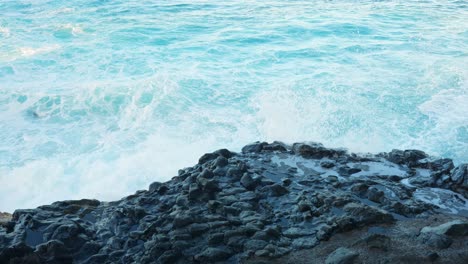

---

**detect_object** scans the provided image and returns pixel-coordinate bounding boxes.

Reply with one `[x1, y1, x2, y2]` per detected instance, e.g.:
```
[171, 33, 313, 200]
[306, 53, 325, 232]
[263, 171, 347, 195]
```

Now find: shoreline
[1, 141, 467, 263]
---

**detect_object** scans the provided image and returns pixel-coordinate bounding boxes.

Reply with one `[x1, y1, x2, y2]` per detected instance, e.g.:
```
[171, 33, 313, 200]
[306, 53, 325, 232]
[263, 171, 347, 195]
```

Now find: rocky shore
[1, 142, 467, 264]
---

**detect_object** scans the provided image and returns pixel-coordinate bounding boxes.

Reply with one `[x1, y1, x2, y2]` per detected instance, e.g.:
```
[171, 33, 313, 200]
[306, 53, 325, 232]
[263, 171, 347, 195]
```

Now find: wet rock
[1, 141, 467, 264]
[241, 173, 258, 190]
[421, 220, 468, 236]
[148, 182, 162, 193]
[173, 215, 193, 228]
[242, 142, 268, 153]
[194, 247, 233, 262]
[292, 143, 344, 159]
[291, 237, 318, 249]
[189, 223, 209, 236]
[262, 141, 288, 152]
[367, 187, 384, 203]
[188, 183, 202, 200]
[325, 247, 359, 264]
[175, 195, 188, 207]
[321, 161, 336, 168]
[338, 167, 361, 176]
[385, 149, 427, 166]
[199, 153, 219, 165]
[427, 252, 439, 261]
[214, 156, 229, 168]
[422, 159, 455, 173]
[297, 201, 312, 212]
[282, 178, 292, 186]
[255, 249, 270, 257]
[208, 233, 224, 245]
[351, 183, 369, 194]
[418, 232, 453, 249]
[244, 239, 268, 251]
[197, 177, 219, 193]
[343, 203, 394, 225]
[214, 149, 234, 159]
[157, 250, 181, 264]
[199, 169, 214, 179]
[283, 228, 315, 238]
[451, 164, 468, 189]
[269, 184, 288, 197]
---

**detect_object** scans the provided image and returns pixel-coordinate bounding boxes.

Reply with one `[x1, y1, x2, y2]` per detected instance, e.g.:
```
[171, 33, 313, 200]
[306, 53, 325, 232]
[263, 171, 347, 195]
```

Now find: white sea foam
[61, 24, 84, 35]
[18, 45, 60, 57]
[0, 0, 467, 212]
[0, 27, 10, 37]
[0, 132, 241, 212]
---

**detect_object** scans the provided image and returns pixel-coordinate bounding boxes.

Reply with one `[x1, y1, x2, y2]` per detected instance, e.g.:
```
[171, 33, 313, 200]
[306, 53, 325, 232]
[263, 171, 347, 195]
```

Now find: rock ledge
[1, 141, 467, 263]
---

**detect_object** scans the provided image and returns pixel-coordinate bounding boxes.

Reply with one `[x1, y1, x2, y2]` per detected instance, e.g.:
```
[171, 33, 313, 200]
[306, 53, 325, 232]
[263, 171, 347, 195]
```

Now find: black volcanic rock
[1, 142, 467, 264]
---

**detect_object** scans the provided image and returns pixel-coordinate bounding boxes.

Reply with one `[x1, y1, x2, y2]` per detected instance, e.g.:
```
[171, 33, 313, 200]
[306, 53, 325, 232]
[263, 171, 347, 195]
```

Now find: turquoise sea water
[0, 0, 467, 211]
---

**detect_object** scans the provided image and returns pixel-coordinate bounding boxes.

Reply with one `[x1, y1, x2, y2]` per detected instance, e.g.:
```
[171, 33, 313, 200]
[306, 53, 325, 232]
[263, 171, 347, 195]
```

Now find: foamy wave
[61, 24, 84, 35]
[0, 27, 10, 37]
[419, 89, 468, 125]
[0, 131, 240, 212]
[18, 45, 60, 57]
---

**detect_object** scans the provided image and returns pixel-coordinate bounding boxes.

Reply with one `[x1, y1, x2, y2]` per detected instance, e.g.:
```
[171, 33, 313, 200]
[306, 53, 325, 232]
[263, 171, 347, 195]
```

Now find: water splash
[0, 0, 467, 212]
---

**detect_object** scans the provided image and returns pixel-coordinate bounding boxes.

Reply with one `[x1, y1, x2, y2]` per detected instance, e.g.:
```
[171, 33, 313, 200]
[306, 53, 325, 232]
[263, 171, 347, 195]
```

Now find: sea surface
[0, 0, 467, 212]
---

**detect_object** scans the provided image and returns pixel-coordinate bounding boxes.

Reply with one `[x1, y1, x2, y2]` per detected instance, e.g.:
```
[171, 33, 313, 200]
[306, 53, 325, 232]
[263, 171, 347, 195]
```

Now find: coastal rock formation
[1, 142, 467, 263]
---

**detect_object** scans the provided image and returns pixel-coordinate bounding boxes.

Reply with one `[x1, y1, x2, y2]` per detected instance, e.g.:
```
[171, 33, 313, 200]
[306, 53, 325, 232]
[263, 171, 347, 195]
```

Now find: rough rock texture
[1, 141, 467, 264]
[0, 213, 12, 226]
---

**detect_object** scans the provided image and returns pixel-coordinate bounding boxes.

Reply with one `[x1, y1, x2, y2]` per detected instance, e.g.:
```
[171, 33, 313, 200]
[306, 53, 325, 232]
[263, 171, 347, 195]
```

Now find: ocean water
[0, 0, 467, 212]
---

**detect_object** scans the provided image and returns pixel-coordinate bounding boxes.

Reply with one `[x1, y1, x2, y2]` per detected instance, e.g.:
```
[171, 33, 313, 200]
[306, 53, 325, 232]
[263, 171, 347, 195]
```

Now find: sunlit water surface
[0, 0, 467, 212]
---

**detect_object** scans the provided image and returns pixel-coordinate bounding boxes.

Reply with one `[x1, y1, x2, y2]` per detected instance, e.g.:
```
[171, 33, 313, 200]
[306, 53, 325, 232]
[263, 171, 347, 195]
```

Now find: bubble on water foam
[413, 88, 468, 162]
[18, 45, 60, 57]
[418, 89, 468, 125]
[250, 86, 396, 155]
[0, 126, 249, 213]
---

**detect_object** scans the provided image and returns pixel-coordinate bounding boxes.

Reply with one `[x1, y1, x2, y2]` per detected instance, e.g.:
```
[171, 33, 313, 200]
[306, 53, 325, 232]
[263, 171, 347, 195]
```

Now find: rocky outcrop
[0, 141, 467, 264]
[0, 212, 12, 226]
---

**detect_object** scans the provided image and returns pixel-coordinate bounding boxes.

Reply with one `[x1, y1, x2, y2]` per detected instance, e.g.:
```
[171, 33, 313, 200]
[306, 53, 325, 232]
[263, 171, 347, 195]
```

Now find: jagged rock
[242, 142, 268, 153]
[208, 233, 224, 245]
[451, 164, 468, 189]
[199, 169, 214, 179]
[262, 141, 288, 152]
[241, 173, 257, 190]
[244, 239, 268, 251]
[157, 250, 181, 264]
[342, 203, 394, 225]
[292, 143, 344, 159]
[194, 247, 233, 262]
[418, 232, 453, 249]
[214, 156, 229, 168]
[325, 247, 359, 264]
[1, 142, 467, 264]
[367, 187, 384, 203]
[283, 227, 315, 238]
[199, 152, 219, 165]
[291, 237, 318, 249]
[385, 149, 427, 166]
[173, 215, 193, 228]
[269, 184, 288, 197]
